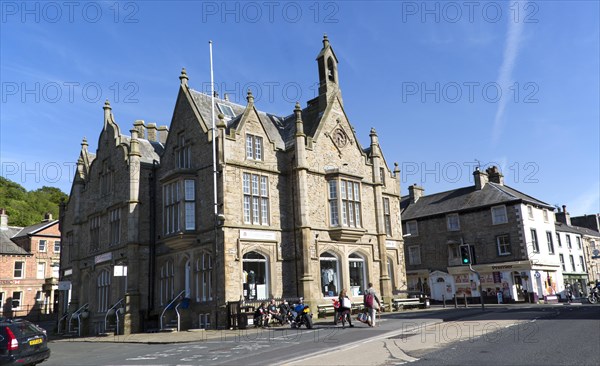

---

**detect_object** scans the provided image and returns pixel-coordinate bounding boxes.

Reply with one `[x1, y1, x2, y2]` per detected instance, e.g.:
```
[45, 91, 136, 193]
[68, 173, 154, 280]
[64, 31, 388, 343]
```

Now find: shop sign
[240, 229, 277, 241]
[385, 240, 397, 248]
[94, 252, 112, 264]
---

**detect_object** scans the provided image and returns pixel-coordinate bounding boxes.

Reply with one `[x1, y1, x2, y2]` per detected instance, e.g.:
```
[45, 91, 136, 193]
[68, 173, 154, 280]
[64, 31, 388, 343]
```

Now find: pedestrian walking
[364, 283, 381, 327]
[338, 288, 354, 328]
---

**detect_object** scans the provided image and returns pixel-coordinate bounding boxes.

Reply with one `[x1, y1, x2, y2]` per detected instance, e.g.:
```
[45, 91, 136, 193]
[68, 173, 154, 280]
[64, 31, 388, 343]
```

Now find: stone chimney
[486, 166, 504, 185]
[555, 205, 572, 226]
[408, 184, 424, 203]
[0, 208, 8, 230]
[146, 123, 157, 142]
[133, 120, 146, 139]
[157, 125, 169, 144]
[42, 212, 53, 222]
[473, 168, 488, 190]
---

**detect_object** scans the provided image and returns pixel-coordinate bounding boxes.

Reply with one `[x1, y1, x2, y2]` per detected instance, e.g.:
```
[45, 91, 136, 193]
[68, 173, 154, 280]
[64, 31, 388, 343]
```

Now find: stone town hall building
[59, 36, 407, 333]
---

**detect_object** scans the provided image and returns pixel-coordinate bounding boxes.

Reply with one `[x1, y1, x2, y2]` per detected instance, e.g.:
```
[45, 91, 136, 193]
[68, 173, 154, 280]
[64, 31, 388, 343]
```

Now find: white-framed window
[566, 235, 572, 249]
[405, 221, 418, 236]
[527, 205, 534, 219]
[319, 252, 340, 297]
[496, 235, 511, 255]
[176, 133, 191, 169]
[446, 214, 460, 231]
[54, 240, 61, 253]
[160, 260, 175, 306]
[576, 236, 582, 249]
[569, 255, 575, 272]
[383, 197, 392, 236]
[546, 231, 555, 254]
[109, 208, 120, 246]
[38, 240, 47, 252]
[37, 262, 46, 279]
[579, 256, 586, 272]
[97, 269, 111, 312]
[328, 178, 362, 228]
[243, 173, 269, 225]
[14, 261, 24, 278]
[348, 253, 366, 296]
[243, 251, 269, 301]
[89, 215, 101, 252]
[491, 205, 508, 225]
[530, 229, 539, 253]
[543, 209, 549, 222]
[184, 180, 196, 230]
[408, 245, 421, 265]
[196, 253, 213, 302]
[559, 254, 566, 271]
[52, 262, 59, 278]
[163, 180, 196, 234]
[217, 103, 235, 120]
[12, 291, 22, 309]
[556, 233, 562, 247]
[245, 134, 263, 160]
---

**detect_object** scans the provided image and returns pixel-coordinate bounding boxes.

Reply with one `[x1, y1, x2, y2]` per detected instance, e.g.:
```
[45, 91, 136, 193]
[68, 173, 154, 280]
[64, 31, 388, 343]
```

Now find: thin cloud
[491, 4, 525, 145]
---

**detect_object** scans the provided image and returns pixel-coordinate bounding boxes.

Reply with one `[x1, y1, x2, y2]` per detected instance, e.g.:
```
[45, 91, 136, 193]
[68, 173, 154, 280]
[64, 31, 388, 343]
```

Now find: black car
[0, 318, 50, 366]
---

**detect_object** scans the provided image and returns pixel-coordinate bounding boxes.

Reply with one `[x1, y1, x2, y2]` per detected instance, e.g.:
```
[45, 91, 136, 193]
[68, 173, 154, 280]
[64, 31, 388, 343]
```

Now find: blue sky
[1, 1, 599, 216]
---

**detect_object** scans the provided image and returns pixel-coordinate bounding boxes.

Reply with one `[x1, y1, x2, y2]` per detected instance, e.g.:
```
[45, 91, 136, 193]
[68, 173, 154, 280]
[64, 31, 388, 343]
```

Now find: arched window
[196, 253, 213, 302]
[243, 251, 268, 300]
[96, 269, 111, 312]
[159, 260, 174, 305]
[320, 252, 340, 297]
[349, 253, 366, 296]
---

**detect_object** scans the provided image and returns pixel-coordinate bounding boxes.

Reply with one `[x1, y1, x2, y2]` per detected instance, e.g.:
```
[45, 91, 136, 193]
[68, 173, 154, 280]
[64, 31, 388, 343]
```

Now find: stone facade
[401, 167, 563, 303]
[60, 36, 407, 333]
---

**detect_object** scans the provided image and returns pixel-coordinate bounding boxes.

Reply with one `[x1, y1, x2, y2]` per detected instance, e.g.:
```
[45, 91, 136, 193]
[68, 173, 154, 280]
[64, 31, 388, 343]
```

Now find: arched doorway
[243, 251, 268, 300]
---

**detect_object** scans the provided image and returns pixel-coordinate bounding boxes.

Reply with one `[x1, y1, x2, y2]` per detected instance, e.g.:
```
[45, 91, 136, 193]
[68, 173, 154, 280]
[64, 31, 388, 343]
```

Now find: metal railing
[69, 303, 89, 337]
[57, 311, 70, 334]
[160, 290, 186, 331]
[104, 298, 125, 335]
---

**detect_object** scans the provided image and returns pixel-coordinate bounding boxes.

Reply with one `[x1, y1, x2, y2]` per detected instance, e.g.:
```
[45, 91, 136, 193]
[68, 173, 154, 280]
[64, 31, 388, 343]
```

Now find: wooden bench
[392, 297, 422, 311]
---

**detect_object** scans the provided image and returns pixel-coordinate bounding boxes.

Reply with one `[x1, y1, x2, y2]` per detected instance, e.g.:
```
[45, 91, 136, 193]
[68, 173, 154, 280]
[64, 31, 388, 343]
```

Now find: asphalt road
[410, 304, 600, 366]
[45, 304, 600, 366]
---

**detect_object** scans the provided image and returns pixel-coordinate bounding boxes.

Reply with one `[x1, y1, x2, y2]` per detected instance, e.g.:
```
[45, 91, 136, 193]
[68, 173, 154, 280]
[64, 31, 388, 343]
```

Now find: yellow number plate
[29, 338, 43, 346]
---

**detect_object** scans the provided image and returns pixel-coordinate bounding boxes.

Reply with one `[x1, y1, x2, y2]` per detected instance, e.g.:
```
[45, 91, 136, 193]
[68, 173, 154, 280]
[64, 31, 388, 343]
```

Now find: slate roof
[0, 227, 30, 255]
[187, 89, 327, 151]
[556, 222, 600, 237]
[120, 136, 163, 164]
[401, 182, 553, 220]
[12, 220, 59, 239]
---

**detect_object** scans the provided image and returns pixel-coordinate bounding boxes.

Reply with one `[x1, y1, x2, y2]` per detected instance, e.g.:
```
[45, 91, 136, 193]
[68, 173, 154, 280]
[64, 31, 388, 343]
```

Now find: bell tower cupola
[316, 34, 340, 98]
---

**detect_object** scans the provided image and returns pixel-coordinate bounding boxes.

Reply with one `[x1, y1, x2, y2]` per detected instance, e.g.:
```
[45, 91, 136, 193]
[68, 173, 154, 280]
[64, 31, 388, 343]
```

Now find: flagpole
[209, 40, 219, 329]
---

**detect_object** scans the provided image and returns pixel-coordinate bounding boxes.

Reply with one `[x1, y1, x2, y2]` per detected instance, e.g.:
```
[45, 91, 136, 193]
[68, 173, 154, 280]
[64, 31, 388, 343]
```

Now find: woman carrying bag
[338, 288, 354, 328]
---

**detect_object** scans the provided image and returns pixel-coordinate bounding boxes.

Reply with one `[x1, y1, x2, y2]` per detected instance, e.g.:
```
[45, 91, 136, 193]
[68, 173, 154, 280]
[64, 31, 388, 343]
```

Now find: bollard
[454, 295, 458, 308]
[464, 294, 468, 308]
[442, 295, 446, 308]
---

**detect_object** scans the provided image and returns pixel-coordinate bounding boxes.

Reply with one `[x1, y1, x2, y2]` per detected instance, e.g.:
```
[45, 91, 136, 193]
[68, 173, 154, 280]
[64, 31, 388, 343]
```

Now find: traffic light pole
[468, 264, 485, 310]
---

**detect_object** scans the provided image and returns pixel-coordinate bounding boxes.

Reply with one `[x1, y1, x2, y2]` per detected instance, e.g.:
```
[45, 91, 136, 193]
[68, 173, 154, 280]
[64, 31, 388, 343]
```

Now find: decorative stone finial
[323, 34, 330, 47]
[370, 127, 377, 136]
[179, 68, 188, 85]
[246, 89, 254, 104]
[294, 102, 304, 137]
[103, 99, 111, 110]
[81, 137, 88, 148]
[217, 113, 226, 128]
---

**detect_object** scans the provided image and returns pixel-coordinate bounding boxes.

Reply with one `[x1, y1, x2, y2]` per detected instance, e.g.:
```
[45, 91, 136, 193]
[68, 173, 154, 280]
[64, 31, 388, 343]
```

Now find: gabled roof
[12, 220, 59, 239]
[0, 226, 29, 255]
[187, 89, 331, 151]
[120, 136, 163, 164]
[401, 182, 553, 220]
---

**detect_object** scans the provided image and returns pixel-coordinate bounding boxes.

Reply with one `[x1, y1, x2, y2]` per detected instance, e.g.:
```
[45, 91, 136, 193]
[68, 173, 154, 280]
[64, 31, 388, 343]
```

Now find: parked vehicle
[588, 286, 599, 304]
[290, 301, 313, 329]
[0, 317, 50, 366]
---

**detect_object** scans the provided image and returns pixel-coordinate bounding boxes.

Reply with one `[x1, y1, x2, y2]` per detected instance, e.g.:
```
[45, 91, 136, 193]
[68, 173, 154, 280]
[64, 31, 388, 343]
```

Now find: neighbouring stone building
[59, 36, 407, 334]
[570, 213, 600, 284]
[555, 207, 600, 295]
[0, 209, 61, 317]
[401, 167, 564, 304]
